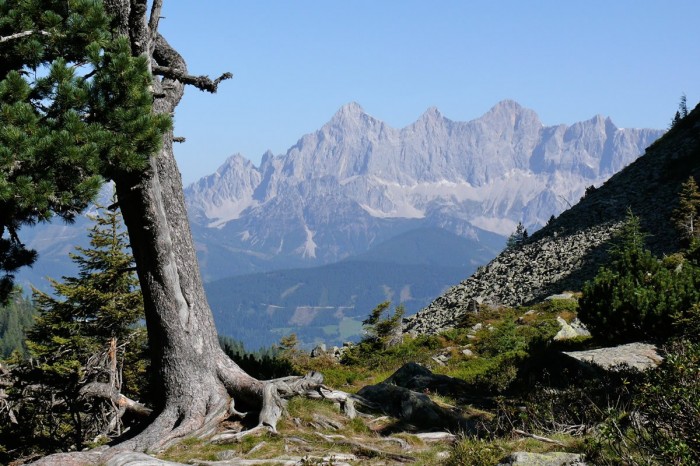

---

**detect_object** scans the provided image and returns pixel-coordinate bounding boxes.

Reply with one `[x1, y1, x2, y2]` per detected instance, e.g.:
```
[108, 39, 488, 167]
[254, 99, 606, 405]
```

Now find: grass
[160, 437, 238, 463]
[159, 298, 602, 465]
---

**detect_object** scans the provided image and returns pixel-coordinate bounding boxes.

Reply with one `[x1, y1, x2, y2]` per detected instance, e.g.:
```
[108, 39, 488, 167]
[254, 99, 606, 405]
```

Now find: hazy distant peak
[219, 153, 251, 171]
[418, 106, 444, 122]
[331, 102, 366, 122]
[260, 149, 275, 165]
[489, 99, 524, 113]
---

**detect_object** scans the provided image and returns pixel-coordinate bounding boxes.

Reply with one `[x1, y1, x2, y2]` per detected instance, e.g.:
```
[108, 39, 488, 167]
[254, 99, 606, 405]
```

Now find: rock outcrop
[356, 363, 471, 430]
[563, 342, 663, 371]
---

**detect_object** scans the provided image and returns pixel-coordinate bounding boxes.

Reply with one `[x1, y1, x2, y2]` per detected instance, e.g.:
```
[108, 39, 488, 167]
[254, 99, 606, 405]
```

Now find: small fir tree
[362, 301, 405, 348]
[670, 93, 689, 128]
[19, 201, 146, 453]
[672, 176, 700, 246]
[506, 222, 528, 249]
[680, 93, 689, 118]
[0, 288, 35, 358]
[579, 210, 700, 343]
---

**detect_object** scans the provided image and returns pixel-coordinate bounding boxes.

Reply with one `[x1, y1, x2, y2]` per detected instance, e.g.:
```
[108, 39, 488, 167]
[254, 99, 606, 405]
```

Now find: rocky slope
[405, 104, 700, 334]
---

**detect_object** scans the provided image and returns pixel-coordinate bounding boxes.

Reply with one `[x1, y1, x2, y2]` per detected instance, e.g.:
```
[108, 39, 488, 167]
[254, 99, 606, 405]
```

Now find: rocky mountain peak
[419, 106, 443, 121]
[483, 99, 541, 126]
[329, 101, 367, 125]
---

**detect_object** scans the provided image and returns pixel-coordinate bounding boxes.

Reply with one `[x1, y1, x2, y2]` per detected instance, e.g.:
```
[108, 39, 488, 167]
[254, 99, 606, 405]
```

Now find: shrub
[633, 339, 700, 464]
[579, 211, 700, 343]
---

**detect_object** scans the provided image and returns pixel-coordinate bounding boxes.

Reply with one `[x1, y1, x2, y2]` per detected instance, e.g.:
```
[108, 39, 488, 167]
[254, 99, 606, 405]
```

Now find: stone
[431, 356, 446, 367]
[403, 224, 622, 336]
[310, 344, 327, 357]
[497, 451, 587, 465]
[382, 362, 472, 397]
[553, 316, 590, 341]
[545, 293, 575, 301]
[357, 383, 462, 429]
[563, 342, 663, 371]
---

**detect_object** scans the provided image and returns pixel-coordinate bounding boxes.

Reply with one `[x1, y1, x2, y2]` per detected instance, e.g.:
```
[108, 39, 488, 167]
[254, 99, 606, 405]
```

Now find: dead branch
[0, 30, 49, 43]
[414, 432, 457, 442]
[151, 65, 232, 93]
[79, 382, 152, 417]
[148, 0, 164, 38]
[211, 424, 274, 444]
[314, 432, 416, 463]
[512, 429, 566, 447]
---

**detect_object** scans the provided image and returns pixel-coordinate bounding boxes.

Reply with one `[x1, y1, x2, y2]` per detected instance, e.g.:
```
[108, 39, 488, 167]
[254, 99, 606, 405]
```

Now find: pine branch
[0, 30, 49, 43]
[152, 65, 232, 93]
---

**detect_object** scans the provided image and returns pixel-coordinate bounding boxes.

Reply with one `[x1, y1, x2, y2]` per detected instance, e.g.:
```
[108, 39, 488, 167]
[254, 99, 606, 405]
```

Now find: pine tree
[0, 288, 36, 358]
[579, 210, 700, 343]
[362, 301, 405, 348]
[20, 201, 146, 453]
[0, 1, 170, 302]
[670, 93, 689, 128]
[680, 93, 689, 118]
[672, 176, 700, 245]
[507, 222, 528, 249]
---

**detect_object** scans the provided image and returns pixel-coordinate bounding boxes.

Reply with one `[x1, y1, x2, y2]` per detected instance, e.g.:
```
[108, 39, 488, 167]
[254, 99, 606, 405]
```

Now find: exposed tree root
[314, 432, 416, 463]
[30, 350, 379, 464]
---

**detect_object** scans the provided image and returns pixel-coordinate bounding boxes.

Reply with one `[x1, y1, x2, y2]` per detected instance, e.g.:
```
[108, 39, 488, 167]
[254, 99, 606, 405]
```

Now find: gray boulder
[563, 342, 662, 371]
[310, 343, 327, 357]
[383, 362, 471, 397]
[357, 363, 472, 429]
[553, 317, 591, 341]
[497, 451, 586, 466]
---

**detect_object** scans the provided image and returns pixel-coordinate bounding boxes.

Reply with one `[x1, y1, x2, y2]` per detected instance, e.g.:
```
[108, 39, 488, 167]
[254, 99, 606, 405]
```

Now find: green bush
[584, 339, 700, 465]
[634, 339, 700, 464]
[341, 333, 440, 373]
[443, 317, 559, 394]
[579, 212, 700, 343]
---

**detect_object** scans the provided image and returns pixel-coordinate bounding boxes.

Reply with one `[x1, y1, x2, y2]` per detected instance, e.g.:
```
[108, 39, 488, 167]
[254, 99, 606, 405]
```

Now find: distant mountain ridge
[186, 100, 662, 278]
[205, 227, 504, 348]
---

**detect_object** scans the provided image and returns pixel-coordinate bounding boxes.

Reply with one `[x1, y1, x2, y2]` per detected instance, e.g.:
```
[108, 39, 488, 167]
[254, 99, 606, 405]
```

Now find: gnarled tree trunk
[67, 0, 321, 456]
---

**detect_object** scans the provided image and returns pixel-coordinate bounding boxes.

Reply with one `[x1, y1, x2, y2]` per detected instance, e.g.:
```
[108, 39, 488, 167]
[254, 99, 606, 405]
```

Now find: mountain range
[186, 100, 662, 281]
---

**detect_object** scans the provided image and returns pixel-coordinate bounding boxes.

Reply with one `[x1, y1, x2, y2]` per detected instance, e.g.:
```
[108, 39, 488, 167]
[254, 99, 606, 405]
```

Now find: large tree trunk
[93, 0, 318, 454]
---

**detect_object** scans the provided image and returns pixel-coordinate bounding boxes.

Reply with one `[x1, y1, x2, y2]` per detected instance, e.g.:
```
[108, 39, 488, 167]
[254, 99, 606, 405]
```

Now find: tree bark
[94, 0, 252, 453]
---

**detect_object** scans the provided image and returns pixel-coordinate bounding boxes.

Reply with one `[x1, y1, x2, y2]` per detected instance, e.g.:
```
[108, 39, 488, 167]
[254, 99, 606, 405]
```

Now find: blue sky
[157, 1, 700, 185]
